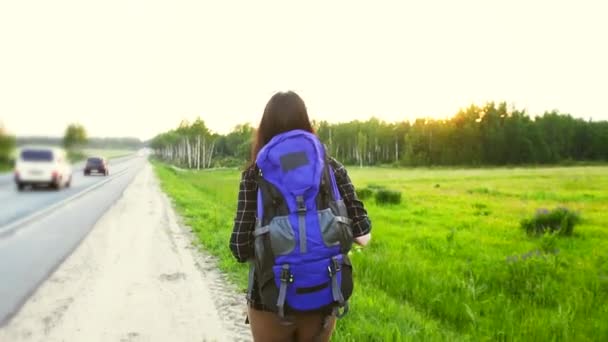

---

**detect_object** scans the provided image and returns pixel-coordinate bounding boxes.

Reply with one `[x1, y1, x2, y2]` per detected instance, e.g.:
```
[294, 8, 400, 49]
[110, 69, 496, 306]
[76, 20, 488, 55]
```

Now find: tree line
[0, 121, 143, 169]
[148, 118, 252, 169]
[150, 102, 608, 168]
[16, 136, 142, 150]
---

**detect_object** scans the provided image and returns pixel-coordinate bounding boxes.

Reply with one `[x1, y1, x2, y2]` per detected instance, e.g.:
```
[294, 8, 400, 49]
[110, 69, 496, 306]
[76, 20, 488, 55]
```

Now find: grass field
[153, 162, 608, 341]
[81, 148, 135, 160]
[68, 148, 136, 163]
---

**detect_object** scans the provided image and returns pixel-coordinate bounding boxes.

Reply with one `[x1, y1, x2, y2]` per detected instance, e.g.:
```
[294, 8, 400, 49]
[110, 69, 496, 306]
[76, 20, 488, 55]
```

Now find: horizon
[8, 103, 606, 142]
[1, 0, 607, 140]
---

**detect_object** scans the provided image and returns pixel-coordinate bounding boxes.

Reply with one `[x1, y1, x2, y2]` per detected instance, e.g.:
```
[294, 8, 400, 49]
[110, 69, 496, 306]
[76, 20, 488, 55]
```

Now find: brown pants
[247, 307, 336, 342]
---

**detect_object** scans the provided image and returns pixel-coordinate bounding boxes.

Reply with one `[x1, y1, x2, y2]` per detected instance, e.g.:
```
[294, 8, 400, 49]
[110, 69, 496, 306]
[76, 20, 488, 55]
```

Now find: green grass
[70, 148, 135, 162]
[1, 149, 17, 171]
[153, 163, 608, 341]
[0, 164, 11, 172]
[82, 148, 135, 160]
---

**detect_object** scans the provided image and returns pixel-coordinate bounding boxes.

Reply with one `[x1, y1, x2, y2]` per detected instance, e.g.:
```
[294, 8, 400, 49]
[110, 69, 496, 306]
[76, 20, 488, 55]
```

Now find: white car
[14, 146, 73, 191]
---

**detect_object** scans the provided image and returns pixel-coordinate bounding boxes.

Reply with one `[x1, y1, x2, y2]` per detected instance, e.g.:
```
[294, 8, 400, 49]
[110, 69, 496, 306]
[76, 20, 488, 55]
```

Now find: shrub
[472, 202, 491, 216]
[521, 207, 581, 237]
[356, 187, 374, 200]
[539, 233, 559, 253]
[467, 187, 502, 196]
[367, 183, 386, 190]
[468, 187, 490, 194]
[375, 189, 402, 205]
[212, 156, 245, 168]
[67, 150, 86, 163]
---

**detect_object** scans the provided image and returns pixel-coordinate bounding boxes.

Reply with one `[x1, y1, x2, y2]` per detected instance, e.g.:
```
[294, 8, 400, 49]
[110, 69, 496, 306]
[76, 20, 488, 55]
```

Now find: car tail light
[14, 170, 19, 178]
[52, 170, 59, 179]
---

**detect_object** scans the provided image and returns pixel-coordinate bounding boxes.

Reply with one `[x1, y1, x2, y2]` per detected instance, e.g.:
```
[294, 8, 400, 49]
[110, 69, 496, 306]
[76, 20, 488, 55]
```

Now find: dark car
[84, 157, 109, 176]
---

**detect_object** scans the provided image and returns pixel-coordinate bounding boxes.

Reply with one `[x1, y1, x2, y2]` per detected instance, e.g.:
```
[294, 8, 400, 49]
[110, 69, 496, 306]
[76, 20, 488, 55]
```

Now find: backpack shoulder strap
[322, 147, 342, 201]
[255, 168, 288, 226]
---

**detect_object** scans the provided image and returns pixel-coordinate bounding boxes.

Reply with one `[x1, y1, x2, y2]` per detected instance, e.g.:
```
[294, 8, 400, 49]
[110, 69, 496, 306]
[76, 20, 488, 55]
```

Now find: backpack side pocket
[253, 223, 280, 309]
[319, 208, 354, 253]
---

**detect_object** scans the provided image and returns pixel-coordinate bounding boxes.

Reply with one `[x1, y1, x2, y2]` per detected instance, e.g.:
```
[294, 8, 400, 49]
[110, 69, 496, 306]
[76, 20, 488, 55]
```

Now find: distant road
[0, 155, 136, 228]
[0, 153, 136, 186]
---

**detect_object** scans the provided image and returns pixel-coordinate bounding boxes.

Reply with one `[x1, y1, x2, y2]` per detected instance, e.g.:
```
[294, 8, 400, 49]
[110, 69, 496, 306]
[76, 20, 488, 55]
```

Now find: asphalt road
[0, 174, 10, 186]
[0, 155, 147, 325]
[0, 154, 135, 187]
[0, 155, 136, 228]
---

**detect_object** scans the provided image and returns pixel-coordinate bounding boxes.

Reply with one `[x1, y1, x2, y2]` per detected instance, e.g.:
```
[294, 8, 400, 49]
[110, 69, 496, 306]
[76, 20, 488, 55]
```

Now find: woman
[230, 91, 371, 341]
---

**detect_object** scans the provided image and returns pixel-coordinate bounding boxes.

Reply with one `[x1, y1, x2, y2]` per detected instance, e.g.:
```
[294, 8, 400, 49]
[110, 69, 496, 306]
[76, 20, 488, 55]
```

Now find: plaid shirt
[229, 158, 372, 310]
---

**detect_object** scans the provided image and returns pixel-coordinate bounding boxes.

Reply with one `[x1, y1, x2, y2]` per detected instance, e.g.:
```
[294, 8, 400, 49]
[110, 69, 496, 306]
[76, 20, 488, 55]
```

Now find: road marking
[0, 154, 136, 187]
[0, 167, 133, 239]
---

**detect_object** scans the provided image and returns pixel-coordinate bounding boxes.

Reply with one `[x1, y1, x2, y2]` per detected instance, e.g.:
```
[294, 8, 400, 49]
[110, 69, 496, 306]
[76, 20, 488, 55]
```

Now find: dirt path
[0, 163, 251, 342]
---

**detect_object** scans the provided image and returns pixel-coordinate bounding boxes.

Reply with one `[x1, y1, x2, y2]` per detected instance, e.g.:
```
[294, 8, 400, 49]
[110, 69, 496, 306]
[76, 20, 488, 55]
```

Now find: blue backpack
[249, 129, 354, 318]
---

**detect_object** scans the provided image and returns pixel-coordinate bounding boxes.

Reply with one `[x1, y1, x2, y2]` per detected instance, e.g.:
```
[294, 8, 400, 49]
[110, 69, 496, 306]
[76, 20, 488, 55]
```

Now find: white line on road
[0, 154, 136, 187]
[0, 167, 132, 239]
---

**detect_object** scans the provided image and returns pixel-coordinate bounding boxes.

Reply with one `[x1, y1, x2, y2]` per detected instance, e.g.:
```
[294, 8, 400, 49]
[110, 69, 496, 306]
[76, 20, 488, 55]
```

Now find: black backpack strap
[322, 161, 336, 202]
[317, 146, 336, 210]
[335, 301, 349, 318]
[276, 264, 292, 318]
[328, 256, 345, 306]
[246, 261, 256, 302]
[256, 173, 288, 226]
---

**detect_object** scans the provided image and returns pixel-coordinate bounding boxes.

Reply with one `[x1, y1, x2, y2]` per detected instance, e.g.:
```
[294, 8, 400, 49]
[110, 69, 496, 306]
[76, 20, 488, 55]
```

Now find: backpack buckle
[296, 195, 306, 214]
[280, 264, 293, 283]
[328, 258, 341, 276]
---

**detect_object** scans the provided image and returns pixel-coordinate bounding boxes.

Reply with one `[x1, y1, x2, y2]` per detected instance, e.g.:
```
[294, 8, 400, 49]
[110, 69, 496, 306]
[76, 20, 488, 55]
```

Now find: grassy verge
[1, 149, 17, 171]
[153, 162, 608, 341]
[69, 148, 136, 162]
[152, 161, 250, 286]
[82, 148, 135, 160]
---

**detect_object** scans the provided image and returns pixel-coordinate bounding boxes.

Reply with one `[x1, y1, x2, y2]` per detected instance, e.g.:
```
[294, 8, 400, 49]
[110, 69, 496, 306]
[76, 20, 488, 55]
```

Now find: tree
[63, 124, 88, 149]
[0, 123, 16, 165]
[356, 130, 367, 167]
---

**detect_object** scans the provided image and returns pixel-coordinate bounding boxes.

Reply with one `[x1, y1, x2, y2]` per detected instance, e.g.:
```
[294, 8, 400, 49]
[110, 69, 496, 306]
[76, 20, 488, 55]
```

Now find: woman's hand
[354, 233, 371, 247]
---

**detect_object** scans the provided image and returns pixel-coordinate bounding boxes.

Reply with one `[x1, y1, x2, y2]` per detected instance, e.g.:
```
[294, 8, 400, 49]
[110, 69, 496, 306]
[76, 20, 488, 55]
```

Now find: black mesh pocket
[341, 255, 354, 302]
[258, 275, 279, 310]
[268, 216, 295, 256]
[253, 230, 279, 309]
[336, 217, 353, 253]
[319, 209, 354, 254]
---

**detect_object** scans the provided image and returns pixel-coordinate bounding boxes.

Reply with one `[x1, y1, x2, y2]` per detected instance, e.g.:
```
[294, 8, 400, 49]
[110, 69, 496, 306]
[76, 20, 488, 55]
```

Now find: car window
[21, 150, 53, 162]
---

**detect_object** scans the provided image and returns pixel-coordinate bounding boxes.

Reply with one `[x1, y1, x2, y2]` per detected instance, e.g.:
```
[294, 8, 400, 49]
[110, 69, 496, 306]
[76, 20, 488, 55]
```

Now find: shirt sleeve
[229, 167, 258, 263]
[329, 158, 372, 238]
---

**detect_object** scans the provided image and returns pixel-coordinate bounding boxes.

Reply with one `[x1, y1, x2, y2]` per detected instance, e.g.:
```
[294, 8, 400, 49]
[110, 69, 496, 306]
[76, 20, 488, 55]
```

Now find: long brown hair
[251, 91, 315, 164]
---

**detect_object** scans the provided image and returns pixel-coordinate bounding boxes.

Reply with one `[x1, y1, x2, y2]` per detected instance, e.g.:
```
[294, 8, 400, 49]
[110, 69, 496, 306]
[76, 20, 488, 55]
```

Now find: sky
[1, 0, 606, 141]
